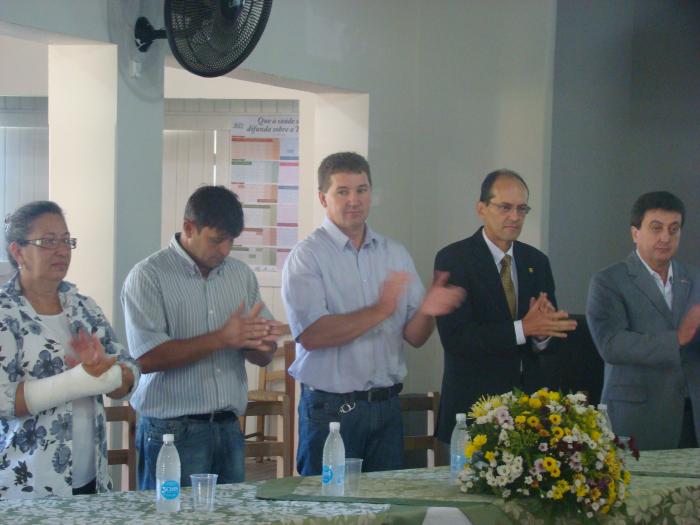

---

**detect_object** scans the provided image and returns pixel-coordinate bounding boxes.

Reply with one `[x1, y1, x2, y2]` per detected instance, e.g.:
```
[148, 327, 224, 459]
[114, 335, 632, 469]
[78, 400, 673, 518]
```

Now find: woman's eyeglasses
[18, 238, 77, 250]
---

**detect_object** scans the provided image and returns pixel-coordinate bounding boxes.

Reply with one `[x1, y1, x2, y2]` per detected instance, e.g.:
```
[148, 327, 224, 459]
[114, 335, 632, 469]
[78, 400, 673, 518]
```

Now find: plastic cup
[190, 473, 218, 512]
[344, 458, 363, 496]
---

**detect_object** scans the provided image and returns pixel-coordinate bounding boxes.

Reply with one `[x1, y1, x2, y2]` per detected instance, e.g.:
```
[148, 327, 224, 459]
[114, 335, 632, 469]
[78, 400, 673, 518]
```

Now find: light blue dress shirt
[282, 217, 425, 393]
[121, 234, 271, 419]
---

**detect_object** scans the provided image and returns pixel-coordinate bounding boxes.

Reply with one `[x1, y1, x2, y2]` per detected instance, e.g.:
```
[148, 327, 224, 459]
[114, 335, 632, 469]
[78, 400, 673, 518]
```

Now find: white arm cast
[23, 365, 122, 415]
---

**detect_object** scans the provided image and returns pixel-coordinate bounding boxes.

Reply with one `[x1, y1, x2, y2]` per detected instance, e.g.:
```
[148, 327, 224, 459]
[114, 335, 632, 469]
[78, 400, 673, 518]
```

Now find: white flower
[538, 442, 548, 452]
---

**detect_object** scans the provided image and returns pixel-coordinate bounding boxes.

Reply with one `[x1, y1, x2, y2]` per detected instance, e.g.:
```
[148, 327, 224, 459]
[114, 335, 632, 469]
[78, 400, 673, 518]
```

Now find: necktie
[500, 254, 516, 319]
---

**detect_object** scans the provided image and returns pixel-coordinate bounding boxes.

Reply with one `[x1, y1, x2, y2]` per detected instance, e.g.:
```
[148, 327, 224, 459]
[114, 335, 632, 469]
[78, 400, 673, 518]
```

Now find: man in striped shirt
[122, 186, 286, 490]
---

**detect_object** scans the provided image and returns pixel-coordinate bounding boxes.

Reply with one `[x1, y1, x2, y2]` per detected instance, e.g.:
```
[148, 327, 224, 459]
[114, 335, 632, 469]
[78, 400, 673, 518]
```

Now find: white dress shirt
[636, 249, 674, 309]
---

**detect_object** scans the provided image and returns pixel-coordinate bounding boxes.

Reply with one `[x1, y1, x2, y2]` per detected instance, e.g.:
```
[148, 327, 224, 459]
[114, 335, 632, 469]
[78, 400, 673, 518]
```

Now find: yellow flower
[519, 395, 530, 405]
[590, 487, 601, 501]
[465, 444, 477, 459]
[515, 415, 526, 426]
[529, 397, 542, 409]
[576, 484, 588, 497]
[551, 426, 564, 439]
[548, 413, 562, 425]
[536, 388, 550, 398]
[591, 430, 601, 442]
[469, 395, 501, 418]
[542, 456, 557, 471]
[550, 466, 561, 478]
[527, 415, 540, 428]
[485, 451, 496, 462]
[548, 391, 561, 402]
[624, 470, 631, 484]
[556, 480, 570, 492]
[473, 434, 487, 448]
[551, 487, 564, 500]
[601, 505, 611, 514]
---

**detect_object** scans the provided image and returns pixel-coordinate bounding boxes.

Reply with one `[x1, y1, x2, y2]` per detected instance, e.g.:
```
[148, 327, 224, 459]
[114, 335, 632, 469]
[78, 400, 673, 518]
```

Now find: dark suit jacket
[434, 228, 556, 442]
[586, 252, 700, 450]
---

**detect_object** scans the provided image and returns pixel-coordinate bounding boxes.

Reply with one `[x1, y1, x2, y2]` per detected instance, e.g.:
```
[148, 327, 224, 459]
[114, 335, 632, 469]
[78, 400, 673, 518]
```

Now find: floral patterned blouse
[0, 273, 139, 500]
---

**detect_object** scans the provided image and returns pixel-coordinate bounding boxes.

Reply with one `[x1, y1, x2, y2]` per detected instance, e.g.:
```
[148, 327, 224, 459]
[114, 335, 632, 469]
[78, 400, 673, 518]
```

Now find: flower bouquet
[460, 389, 634, 519]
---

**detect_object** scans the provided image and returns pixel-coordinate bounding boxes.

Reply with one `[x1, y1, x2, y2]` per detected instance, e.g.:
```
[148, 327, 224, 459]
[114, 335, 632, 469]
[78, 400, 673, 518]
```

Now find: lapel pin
[528, 267, 534, 273]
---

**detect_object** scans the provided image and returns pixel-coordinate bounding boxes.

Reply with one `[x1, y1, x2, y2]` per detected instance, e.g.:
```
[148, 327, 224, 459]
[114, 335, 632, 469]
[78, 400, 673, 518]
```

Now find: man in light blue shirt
[122, 186, 286, 489]
[282, 152, 464, 474]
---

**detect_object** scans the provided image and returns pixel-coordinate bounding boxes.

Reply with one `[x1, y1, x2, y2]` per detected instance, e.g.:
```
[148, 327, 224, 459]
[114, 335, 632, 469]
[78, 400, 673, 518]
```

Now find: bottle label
[160, 480, 180, 500]
[322, 465, 333, 485]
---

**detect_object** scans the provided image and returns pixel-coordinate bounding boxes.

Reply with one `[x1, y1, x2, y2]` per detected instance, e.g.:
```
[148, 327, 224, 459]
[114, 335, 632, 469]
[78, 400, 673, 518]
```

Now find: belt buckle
[339, 401, 356, 414]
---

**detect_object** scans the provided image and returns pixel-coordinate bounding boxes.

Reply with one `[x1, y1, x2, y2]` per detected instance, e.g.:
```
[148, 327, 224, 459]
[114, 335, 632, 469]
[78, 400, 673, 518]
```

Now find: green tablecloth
[0, 482, 428, 525]
[257, 449, 700, 524]
[1, 449, 698, 524]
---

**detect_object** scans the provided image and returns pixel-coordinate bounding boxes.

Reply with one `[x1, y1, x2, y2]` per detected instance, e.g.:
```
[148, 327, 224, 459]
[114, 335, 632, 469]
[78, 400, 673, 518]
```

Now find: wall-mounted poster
[229, 115, 299, 272]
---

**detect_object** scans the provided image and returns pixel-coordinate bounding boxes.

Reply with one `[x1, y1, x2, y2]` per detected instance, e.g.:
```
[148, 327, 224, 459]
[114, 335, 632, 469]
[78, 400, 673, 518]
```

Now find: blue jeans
[137, 415, 245, 490]
[296, 385, 404, 475]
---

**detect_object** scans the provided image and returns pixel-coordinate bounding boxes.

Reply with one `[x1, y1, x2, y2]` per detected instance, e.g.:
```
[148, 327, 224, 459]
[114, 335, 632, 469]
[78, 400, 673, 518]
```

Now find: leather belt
[307, 383, 403, 403]
[172, 411, 238, 423]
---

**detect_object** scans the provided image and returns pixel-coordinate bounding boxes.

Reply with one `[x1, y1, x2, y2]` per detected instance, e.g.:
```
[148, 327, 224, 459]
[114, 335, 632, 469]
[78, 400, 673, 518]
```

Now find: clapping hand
[67, 329, 117, 377]
[219, 302, 281, 351]
[523, 294, 577, 338]
[419, 271, 466, 316]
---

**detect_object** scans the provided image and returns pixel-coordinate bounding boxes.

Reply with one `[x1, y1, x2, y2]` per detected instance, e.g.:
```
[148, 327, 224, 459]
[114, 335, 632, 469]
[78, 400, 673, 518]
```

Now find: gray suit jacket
[586, 251, 700, 450]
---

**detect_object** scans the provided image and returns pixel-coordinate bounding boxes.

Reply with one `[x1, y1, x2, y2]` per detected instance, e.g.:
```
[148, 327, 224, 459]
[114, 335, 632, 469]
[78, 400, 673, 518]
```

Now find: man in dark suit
[434, 169, 577, 443]
[586, 191, 700, 450]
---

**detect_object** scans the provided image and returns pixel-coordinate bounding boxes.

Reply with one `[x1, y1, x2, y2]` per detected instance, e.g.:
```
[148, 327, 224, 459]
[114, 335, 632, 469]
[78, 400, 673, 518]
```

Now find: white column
[48, 44, 117, 318]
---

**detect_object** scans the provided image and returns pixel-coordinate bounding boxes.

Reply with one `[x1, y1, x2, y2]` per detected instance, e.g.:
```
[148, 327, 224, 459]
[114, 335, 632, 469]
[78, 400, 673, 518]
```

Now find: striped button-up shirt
[121, 234, 270, 419]
[282, 218, 425, 393]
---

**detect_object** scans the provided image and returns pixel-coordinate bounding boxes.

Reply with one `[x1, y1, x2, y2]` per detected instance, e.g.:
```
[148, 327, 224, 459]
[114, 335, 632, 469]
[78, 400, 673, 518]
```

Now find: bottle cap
[456, 413, 467, 422]
[163, 433, 174, 443]
[329, 422, 340, 431]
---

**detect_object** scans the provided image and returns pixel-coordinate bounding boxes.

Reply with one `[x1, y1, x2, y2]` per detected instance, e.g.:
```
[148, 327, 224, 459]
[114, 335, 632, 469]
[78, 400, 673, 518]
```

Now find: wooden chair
[243, 340, 296, 478]
[105, 403, 137, 491]
[400, 391, 447, 467]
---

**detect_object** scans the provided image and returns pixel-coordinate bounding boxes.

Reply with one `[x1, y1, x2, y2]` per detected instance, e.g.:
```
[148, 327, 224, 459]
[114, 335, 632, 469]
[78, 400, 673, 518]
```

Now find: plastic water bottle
[321, 421, 345, 496]
[156, 434, 181, 512]
[450, 413, 469, 484]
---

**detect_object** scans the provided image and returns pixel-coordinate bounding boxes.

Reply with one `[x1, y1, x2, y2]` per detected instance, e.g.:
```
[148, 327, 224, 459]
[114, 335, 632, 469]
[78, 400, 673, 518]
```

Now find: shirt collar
[322, 216, 380, 251]
[482, 228, 514, 266]
[636, 249, 673, 285]
[170, 233, 226, 277]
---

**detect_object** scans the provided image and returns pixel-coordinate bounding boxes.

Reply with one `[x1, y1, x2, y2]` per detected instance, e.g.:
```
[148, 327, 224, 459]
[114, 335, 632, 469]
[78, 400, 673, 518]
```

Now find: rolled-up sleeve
[121, 264, 171, 360]
[281, 244, 330, 340]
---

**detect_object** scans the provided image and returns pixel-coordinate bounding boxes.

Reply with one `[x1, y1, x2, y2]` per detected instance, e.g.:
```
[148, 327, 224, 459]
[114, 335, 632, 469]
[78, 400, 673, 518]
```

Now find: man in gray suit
[587, 191, 700, 450]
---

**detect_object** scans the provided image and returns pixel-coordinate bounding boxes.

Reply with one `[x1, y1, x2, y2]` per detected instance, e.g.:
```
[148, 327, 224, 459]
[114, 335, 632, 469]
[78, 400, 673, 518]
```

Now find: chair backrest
[244, 340, 296, 478]
[105, 404, 137, 491]
[256, 340, 295, 405]
[244, 392, 293, 477]
[400, 391, 446, 467]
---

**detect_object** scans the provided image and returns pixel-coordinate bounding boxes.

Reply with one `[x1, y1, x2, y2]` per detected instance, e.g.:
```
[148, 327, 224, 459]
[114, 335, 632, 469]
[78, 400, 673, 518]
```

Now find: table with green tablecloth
[256, 448, 700, 524]
[1, 449, 698, 524]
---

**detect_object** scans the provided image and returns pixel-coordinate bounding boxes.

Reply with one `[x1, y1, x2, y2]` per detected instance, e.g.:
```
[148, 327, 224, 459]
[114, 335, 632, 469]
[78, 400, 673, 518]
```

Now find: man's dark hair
[479, 169, 529, 203]
[5, 200, 65, 269]
[630, 191, 686, 228]
[184, 185, 244, 238]
[318, 152, 372, 193]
